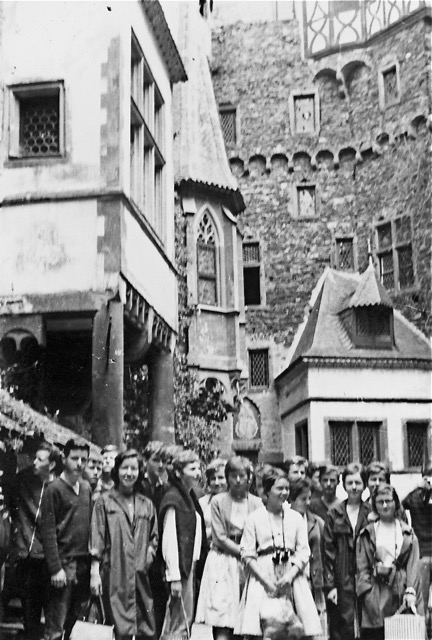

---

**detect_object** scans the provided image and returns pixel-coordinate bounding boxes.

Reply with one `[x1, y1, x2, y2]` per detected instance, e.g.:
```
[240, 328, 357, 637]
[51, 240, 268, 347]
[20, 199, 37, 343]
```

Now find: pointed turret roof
[349, 261, 393, 308]
[171, 3, 244, 212]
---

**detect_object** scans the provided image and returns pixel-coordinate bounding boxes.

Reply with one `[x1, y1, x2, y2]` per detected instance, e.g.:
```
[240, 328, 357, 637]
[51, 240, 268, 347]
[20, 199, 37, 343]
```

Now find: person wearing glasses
[235, 466, 321, 638]
[356, 483, 424, 640]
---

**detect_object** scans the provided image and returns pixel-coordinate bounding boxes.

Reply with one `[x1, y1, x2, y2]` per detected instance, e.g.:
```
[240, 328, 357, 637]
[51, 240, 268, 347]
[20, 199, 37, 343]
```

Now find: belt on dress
[257, 547, 292, 557]
[229, 533, 242, 544]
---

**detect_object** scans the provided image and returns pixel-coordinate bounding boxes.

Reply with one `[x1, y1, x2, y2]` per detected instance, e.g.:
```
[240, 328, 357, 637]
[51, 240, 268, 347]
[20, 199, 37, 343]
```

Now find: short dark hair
[422, 464, 432, 477]
[289, 477, 312, 502]
[261, 466, 288, 496]
[283, 455, 308, 474]
[371, 483, 403, 520]
[366, 461, 390, 483]
[35, 442, 62, 473]
[143, 441, 167, 462]
[64, 439, 90, 459]
[111, 449, 144, 490]
[225, 456, 253, 486]
[342, 462, 366, 490]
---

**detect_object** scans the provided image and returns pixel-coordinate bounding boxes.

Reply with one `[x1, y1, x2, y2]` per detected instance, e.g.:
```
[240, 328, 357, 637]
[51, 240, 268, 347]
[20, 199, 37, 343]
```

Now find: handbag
[160, 594, 191, 640]
[260, 594, 304, 640]
[384, 604, 426, 640]
[70, 595, 114, 640]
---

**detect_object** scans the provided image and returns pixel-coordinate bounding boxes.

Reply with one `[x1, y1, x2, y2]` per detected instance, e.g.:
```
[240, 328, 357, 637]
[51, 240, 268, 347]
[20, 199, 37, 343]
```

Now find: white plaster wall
[309, 399, 431, 470]
[309, 366, 431, 400]
[1, 1, 175, 261]
[121, 208, 177, 330]
[0, 201, 99, 295]
[1, 1, 117, 194]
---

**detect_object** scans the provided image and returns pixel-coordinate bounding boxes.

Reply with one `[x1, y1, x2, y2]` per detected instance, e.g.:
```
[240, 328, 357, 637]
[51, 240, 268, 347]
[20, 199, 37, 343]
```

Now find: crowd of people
[0, 442, 431, 640]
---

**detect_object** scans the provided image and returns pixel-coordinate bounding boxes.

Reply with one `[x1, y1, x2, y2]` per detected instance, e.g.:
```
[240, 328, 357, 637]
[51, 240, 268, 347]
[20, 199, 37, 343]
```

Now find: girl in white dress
[196, 456, 262, 640]
[236, 466, 322, 638]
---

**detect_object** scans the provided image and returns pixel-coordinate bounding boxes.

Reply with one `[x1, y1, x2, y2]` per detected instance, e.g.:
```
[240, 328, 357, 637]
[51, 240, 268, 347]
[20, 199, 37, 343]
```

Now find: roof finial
[367, 238, 374, 267]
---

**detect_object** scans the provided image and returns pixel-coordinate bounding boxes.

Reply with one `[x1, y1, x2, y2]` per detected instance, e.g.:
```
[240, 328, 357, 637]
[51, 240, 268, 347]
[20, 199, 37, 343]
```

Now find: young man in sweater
[40, 439, 91, 640]
[9, 442, 60, 640]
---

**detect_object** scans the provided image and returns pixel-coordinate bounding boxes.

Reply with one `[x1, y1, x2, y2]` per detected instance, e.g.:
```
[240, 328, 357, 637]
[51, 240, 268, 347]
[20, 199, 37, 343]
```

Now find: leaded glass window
[20, 95, 60, 157]
[330, 422, 352, 467]
[376, 216, 415, 292]
[336, 238, 354, 270]
[197, 212, 218, 306]
[407, 422, 428, 468]
[358, 422, 381, 466]
[249, 349, 269, 388]
[219, 107, 237, 145]
[329, 420, 384, 466]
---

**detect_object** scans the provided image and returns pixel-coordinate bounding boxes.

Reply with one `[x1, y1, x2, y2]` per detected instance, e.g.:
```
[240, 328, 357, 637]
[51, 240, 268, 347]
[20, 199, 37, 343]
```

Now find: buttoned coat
[90, 489, 158, 639]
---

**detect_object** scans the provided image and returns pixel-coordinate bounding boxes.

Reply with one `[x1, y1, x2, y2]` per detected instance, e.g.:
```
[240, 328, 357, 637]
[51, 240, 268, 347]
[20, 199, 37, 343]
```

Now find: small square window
[289, 90, 320, 136]
[297, 185, 316, 217]
[9, 83, 64, 159]
[219, 106, 237, 145]
[294, 95, 316, 133]
[249, 349, 269, 388]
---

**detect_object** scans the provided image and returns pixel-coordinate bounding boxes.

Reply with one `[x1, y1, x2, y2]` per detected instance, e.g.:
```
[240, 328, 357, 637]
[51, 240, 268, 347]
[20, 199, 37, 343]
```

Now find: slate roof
[172, 3, 244, 211]
[284, 268, 431, 371]
[349, 261, 393, 308]
[142, 1, 187, 84]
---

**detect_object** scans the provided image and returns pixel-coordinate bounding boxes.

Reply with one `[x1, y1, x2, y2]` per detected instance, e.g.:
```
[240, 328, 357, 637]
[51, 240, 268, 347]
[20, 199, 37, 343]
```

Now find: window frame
[333, 236, 357, 271]
[378, 60, 401, 110]
[292, 183, 318, 219]
[130, 31, 166, 242]
[375, 215, 416, 293]
[248, 348, 270, 390]
[325, 418, 388, 468]
[8, 81, 65, 162]
[219, 103, 238, 146]
[243, 241, 264, 307]
[289, 89, 320, 136]
[196, 210, 220, 308]
[402, 420, 431, 472]
[295, 419, 309, 459]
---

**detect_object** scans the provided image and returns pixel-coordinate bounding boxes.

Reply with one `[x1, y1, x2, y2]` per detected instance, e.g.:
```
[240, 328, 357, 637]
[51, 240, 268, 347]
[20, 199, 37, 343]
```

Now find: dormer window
[353, 307, 393, 349]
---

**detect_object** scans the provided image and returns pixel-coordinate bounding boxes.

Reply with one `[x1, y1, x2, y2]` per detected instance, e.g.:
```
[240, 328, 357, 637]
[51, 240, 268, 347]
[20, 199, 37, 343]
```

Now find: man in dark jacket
[40, 439, 91, 640]
[9, 442, 60, 640]
[402, 465, 432, 635]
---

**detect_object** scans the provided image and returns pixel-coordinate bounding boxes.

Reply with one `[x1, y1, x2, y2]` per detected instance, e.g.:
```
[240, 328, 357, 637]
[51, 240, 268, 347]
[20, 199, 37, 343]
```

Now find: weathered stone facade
[211, 3, 431, 462]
